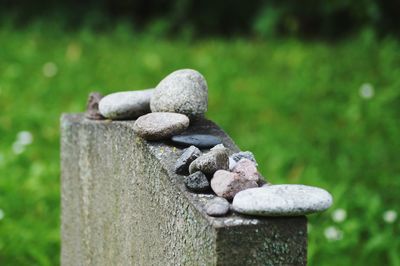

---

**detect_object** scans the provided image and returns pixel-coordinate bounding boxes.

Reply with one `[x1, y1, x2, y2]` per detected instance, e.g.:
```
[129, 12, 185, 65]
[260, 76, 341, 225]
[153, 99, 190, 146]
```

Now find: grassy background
[0, 22, 399, 265]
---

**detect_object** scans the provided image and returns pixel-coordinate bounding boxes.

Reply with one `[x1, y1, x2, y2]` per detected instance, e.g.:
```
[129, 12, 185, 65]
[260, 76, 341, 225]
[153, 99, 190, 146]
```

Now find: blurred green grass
[0, 22, 399, 265]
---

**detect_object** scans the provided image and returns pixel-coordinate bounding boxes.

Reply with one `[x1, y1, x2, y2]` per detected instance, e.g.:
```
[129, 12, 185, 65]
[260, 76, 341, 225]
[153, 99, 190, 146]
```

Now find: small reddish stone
[232, 158, 262, 182]
[210, 170, 258, 200]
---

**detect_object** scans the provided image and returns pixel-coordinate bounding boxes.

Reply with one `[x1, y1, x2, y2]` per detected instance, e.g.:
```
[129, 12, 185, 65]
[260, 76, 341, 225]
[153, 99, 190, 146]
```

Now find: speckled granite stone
[150, 69, 208, 118]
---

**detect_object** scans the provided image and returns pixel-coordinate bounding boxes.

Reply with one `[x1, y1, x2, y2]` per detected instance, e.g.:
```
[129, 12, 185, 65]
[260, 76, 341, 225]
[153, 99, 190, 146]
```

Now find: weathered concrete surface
[61, 114, 307, 266]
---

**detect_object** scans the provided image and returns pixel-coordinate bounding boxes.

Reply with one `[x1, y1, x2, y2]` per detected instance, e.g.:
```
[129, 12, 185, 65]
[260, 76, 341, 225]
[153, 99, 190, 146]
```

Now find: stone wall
[60, 114, 307, 266]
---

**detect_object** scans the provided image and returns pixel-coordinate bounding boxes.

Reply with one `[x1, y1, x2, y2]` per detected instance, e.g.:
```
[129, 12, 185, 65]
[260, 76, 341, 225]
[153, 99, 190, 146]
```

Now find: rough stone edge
[61, 113, 308, 229]
[61, 113, 308, 265]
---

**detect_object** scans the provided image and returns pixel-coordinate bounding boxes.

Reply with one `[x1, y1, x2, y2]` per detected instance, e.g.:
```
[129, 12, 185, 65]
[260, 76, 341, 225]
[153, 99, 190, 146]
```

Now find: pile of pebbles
[85, 68, 333, 218]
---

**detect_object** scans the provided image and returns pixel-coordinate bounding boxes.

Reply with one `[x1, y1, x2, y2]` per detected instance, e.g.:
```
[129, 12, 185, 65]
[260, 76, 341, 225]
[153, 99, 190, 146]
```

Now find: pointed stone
[85, 92, 104, 120]
[174, 146, 202, 175]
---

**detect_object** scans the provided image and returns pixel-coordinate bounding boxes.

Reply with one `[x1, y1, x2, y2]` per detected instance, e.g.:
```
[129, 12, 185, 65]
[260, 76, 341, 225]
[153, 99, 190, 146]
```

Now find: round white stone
[99, 89, 153, 119]
[232, 185, 333, 216]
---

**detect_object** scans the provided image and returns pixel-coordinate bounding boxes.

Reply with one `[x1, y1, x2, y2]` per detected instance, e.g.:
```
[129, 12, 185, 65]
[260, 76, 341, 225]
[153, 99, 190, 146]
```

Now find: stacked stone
[85, 68, 333, 218]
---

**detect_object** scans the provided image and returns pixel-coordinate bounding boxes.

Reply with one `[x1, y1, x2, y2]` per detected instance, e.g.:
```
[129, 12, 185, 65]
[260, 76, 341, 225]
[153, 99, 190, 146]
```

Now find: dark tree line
[2, 0, 400, 38]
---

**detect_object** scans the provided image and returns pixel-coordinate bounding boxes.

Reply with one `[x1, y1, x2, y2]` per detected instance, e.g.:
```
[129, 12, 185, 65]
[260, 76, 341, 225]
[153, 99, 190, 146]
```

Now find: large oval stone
[150, 69, 208, 117]
[99, 89, 153, 120]
[133, 112, 189, 140]
[232, 185, 333, 216]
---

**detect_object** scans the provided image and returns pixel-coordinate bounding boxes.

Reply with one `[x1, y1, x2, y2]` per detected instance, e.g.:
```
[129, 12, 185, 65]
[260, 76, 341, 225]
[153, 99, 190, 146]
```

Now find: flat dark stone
[171, 134, 222, 149]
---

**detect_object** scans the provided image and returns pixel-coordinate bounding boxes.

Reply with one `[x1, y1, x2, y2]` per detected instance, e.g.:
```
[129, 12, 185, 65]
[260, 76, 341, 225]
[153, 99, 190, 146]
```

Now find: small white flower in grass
[17, 131, 33, 145]
[0, 209, 4, 220]
[359, 83, 374, 99]
[383, 210, 397, 223]
[324, 226, 343, 241]
[12, 142, 25, 155]
[42, 62, 58, 78]
[307, 223, 313, 232]
[12, 131, 33, 154]
[332, 208, 347, 223]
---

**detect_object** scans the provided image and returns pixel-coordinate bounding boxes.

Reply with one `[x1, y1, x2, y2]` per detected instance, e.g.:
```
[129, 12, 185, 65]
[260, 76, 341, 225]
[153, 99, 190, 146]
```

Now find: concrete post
[60, 114, 307, 266]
